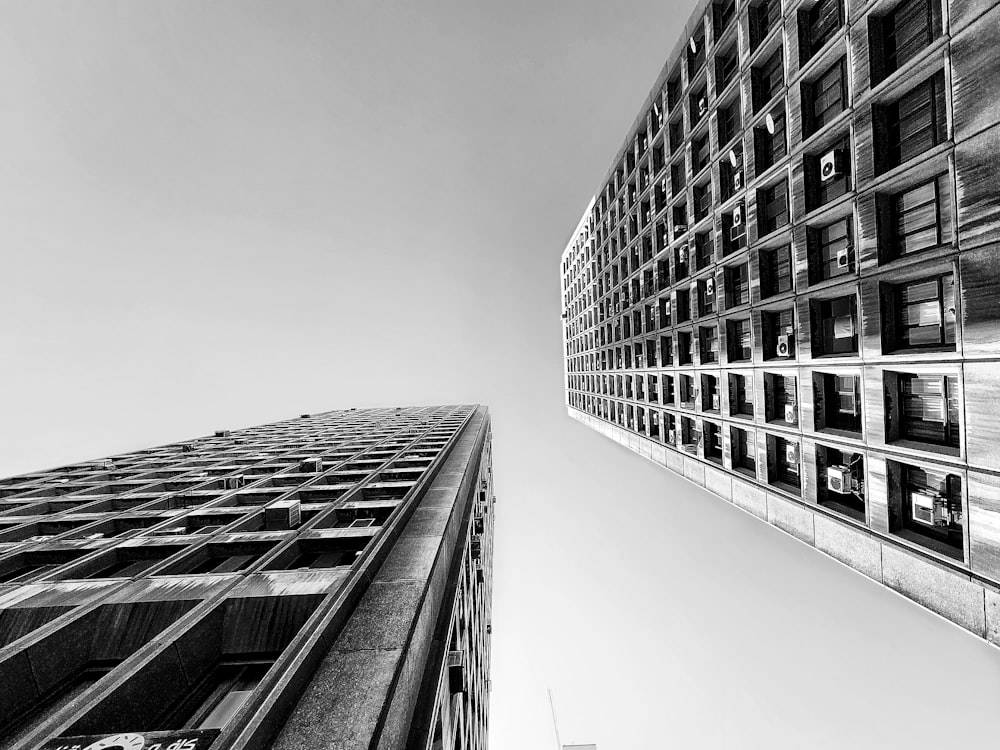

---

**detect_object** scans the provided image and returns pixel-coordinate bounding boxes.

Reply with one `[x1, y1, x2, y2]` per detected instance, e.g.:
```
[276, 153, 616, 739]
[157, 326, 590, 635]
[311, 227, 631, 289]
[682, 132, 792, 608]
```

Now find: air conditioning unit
[668, 429, 676, 442]
[784, 403, 797, 423]
[820, 148, 847, 182]
[911, 492, 949, 527]
[836, 248, 850, 269]
[733, 170, 743, 191]
[689, 37, 699, 54]
[698, 97, 707, 116]
[733, 204, 744, 226]
[712, 393, 720, 409]
[776, 334, 792, 357]
[222, 475, 245, 490]
[827, 466, 852, 494]
[678, 245, 689, 263]
[265, 499, 302, 530]
[785, 442, 799, 464]
[705, 277, 715, 296]
[674, 224, 688, 237]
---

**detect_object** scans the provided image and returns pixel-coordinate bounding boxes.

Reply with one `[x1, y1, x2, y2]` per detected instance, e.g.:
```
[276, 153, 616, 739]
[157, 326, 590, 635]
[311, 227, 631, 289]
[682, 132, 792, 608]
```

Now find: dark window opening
[875, 70, 947, 174]
[810, 294, 858, 356]
[731, 427, 757, 475]
[730, 373, 755, 417]
[814, 372, 862, 433]
[807, 216, 853, 284]
[759, 244, 793, 299]
[888, 462, 963, 559]
[757, 180, 790, 235]
[816, 445, 865, 521]
[762, 307, 796, 360]
[803, 57, 847, 137]
[880, 273, 956, 352]
[752, 47, 784, 112]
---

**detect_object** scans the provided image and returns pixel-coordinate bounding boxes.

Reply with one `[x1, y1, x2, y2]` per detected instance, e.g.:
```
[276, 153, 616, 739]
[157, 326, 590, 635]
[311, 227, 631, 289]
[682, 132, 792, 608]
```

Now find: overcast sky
[2, 2, 999, 748]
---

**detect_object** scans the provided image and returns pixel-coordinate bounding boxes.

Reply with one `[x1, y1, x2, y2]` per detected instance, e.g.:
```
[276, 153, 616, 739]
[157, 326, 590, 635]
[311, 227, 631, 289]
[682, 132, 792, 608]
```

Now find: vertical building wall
[561, 0, 1000, 644]
[0, 405, 494, 750]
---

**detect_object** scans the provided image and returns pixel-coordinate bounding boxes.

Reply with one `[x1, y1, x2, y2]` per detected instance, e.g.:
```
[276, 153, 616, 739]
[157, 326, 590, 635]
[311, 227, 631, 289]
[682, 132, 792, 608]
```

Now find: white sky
[1, 2, 999, 748]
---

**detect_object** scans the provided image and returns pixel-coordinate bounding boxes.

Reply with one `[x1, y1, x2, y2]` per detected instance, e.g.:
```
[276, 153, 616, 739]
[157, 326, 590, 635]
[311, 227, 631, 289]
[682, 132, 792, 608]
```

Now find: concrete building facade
[0, 405, 494, 750]
[561, 0, 1000, 643]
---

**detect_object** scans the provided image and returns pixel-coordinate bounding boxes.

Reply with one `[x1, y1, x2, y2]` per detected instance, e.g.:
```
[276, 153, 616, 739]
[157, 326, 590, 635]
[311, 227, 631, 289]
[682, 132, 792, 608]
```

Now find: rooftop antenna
[548, 688, 562, 750]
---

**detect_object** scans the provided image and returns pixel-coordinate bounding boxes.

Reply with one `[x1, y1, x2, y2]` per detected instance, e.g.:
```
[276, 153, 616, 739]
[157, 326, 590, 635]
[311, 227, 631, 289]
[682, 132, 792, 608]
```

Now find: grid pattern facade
[0, 405, 494, 750]
[561, 0, 1000, 642]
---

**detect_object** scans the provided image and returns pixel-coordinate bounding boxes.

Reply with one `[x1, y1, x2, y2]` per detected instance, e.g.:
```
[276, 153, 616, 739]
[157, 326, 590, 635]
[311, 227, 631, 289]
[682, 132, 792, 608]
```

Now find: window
[881, 174, 953, 259]
[680, 375, 697, 407]
[690, 86, 709, 127]
[700, 325, 719, 363]
[814, 372, 862, 433]
[702, 373, 721, 412]
[716, 45, 739, 95]
[660, 335, 674, 366]
[754, 111, 787, 172]
[681, 416, 700, 451]
[805, 137, 850, 211]
[667, 73, 682, 110]
[889, 462, 963, 559]
[673, 203, 688, 234]
[764, 373, 798, 424]
[717, 98, 741, 149]
[803, 57, 847, 137]
[757, 180, 789, 235]
[888, 372, 960, 448]
[752, 47, 784, 112]
[676, 288, 692, 322]
[810, 294, 858, 356]
[762, 307, 796, 360]
[759, 244, 793, 298]
[678, 331, 694, 365]
[871, 0, 943, 83]
[692, 133, 711, 174]
[704, 421, 724, 461]
[727, 318, 753, 361]
[669, 117, 685, 155]
[722, 207, 747, 255]
[876, 71, 947, 174]
[694, 183, 712, 221]
[800, 0, 842, 62]
[724, 264, 750, 309]
[714, 0, 737, 36]
[731, 427, 757, 474]
[671, 161, 686, 195]
[283, 546, 359, 570]
[664, 374, 676, 404]
[751, 0, 782, 50]
[816, 445, 865, 521]
[88, 548, 180, 579]
[688, 32, 706, 75]
[158, 660, 273, 730]
[729, 373, 755, 417]
[720, 150, 742, 202]
[807, 216, 853, 284]
[881, 273, 956, 351]
[768, 435, 801, 493]
[694, 232, 714, 270]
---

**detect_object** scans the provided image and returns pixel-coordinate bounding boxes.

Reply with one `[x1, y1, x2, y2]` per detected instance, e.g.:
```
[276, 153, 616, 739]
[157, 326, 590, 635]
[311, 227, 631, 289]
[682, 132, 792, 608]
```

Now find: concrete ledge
[767, 493, 815, 545]
[732, 477, 768, 520]
[814, 515, 883, 582]
[704, 466, 732, 501]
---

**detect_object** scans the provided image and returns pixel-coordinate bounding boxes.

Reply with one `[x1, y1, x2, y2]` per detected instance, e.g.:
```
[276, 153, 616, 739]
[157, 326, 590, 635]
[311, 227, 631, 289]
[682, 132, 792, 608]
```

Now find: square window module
[704, 421, 724, 462]
[714, 0, 737, 37]
[690, 86, 709, 127]
[702, 373, 721, 411]
[875, 70, 947, 174]
[730, 426, 757, 474]
[660, 335, 674, 366]
[752, 46, 784, 112]
[729, 373, 755, 417]
[767, 434, 801, 494]
[723, 204, 748, 256]
[720, 147, 743, 202]
[810, 294, 858, 356]
[885, 371, 960, 449]
[807, 216, 853, 284]
[694, 232, 714, 270]
[802, 57, 847, 138]
[671, 160, 687, 195]
[676, 287, 692, 322]
[679, 374, 698, 407]
[799, 0, 843, 63]
[669, 117, 685, 155]
[880, 273, 956, 352]
[697, 277, 716, 317]
[762, 307, 796, 360]
[692, 132, 711, 174]
[888, 461, 963, 559]
[699, 325, 720, 364]
[681, 415, 700, 451]
[754, 110, 787, 173]
[764, 373, 798, 424]
[870, 0, 943, 84]
[678, 331, 694, 365]
[816, 445, 865, 521]
[759, 244, 793, 298]
[805, 137, 850, 212]
[726, 317, 753, 361]
[667, 72, 682, 110]
[813, 372, 862, 434]
[688, 31, 706, 75]
[694, 183, 713, 222]
[757, 180, 790, 236]
[724, 264, 750, 309]
[879, 174, 953, 260]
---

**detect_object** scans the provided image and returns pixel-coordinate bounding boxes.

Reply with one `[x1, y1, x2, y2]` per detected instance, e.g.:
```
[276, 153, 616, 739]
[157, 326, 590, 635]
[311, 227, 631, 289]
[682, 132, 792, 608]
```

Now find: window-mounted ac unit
[705, 277, 715, 296]
[733, 204, 744, 226]
[776, 334, 793, 357]
[836, 248, 850, 269]
[827, 465, 852, 494]
[668, 429, 676, 442]
[911, 492, 949, 527]
[678, 244, 689, 263]
[733, 170, 743, 191]
[698, 97, 708, 116]
[784, 403, 797, 423]
[674, 224, 688, 237]
[820, 148, 847, 182]
[712, 393, 720, 409]
[785, 442, 799, 464]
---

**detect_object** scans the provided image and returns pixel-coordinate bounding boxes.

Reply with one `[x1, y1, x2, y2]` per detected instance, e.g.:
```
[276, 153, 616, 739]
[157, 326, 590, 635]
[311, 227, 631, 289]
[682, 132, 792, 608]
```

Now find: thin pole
[548, 688, 562, 750]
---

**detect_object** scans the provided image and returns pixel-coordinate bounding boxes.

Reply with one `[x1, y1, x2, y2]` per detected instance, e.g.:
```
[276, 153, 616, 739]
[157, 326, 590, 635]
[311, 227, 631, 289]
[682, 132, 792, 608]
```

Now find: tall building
[0, 405, 494, 750]
[561, 0, 1000, 644]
